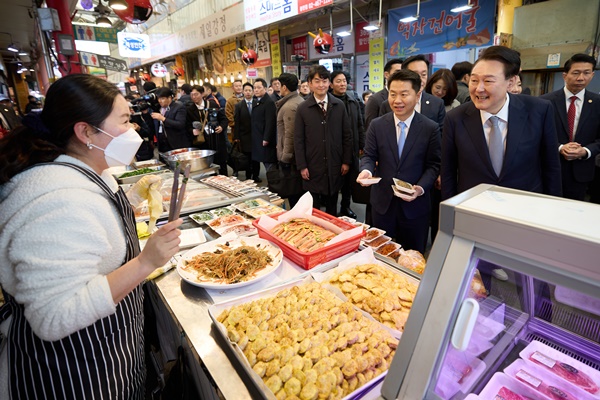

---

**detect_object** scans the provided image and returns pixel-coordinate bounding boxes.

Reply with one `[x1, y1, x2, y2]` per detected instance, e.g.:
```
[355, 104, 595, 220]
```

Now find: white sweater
[0, 155, 126, 340]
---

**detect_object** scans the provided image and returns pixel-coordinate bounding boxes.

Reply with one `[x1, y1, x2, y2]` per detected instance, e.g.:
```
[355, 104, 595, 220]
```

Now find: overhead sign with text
[80, 52, 128, 72]
[387, 0, 493, 57]
[73, 25, 118, 44]
[117, 32, 151, 59]
[244, 0, 333, 31]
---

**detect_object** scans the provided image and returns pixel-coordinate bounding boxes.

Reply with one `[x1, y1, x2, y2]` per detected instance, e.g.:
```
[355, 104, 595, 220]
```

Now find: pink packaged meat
[495, 386, 528, 400]
[529, 351, 599, 394]
[515, 368, 576, 399]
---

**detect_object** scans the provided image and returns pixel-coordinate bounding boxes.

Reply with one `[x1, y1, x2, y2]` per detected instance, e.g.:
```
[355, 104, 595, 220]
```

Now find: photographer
[150, 87, 191, 152]
[127, 100, 154, 161]
[186, 85, 229, 175]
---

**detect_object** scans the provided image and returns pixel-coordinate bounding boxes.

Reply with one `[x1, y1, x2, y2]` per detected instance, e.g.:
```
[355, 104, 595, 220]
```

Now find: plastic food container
[252, 209, 365, 270]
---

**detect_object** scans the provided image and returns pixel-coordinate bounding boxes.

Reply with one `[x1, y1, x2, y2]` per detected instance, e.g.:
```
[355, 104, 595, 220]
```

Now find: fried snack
[271, 218, 337, 253]
[217, 282, 398, 399]
[328, 263, 419, 331]
[396, 249, 426, 274]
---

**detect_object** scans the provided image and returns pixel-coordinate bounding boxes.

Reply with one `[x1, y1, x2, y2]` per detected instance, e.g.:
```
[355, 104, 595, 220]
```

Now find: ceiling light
[108, 0, 128, 11]
[363, 23, 380, 32]
[96, 16, 112, 27]
[18, 51, 28, 56]
[400, 16, 418, 22]
[7, 43, 19, 52]
[400, 0, 420, 23]
[337, 0, 353, 37]
[451, 1, 473, 13]
[30, 68, 35, 72]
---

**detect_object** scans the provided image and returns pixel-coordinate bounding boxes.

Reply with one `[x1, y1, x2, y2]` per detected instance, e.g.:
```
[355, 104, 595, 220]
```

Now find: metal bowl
[168, 149, 216, 172]
[160, 147, 200, 161]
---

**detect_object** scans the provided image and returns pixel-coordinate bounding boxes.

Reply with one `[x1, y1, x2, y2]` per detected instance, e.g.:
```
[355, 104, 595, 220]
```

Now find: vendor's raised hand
[126, 174, 163, 207]
[139, 219, 182, 270]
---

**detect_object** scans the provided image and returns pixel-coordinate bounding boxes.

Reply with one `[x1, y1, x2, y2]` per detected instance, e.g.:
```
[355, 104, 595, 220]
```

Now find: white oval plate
[357, 177, 381, 185]
[177, 237, 283, 289]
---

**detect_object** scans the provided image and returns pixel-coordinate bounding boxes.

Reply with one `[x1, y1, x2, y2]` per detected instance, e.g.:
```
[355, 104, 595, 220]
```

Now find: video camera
[130, 88, 159, 112]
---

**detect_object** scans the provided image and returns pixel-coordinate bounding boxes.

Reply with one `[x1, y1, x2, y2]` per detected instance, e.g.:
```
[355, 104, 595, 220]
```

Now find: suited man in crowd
[295, 65, 353, 216]
[330, 70, 365, 219]
[151, 87, 191, 152]
[452, 61, 473, 104]
[0, 95, 22, 132]
[234, 82, 259, 181]
[541, 53, 600, 201]
[251, 78, 278, 176]
[358, 70, 441, 253]
[442, 45, 562, 201]
[364, 58, 403, 129]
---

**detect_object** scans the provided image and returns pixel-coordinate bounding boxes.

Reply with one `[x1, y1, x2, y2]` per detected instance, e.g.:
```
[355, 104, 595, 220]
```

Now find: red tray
[252, 208, 365, 270]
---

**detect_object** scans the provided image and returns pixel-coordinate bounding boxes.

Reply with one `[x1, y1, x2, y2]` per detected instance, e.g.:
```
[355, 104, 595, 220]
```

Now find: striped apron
[0, 162, 145, 399]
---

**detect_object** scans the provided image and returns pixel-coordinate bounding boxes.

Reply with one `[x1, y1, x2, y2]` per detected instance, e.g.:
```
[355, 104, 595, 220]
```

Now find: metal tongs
[168, 162, 192, 222]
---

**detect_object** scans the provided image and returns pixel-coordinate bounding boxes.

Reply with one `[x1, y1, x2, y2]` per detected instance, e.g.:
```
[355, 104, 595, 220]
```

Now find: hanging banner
[387, 0, 493, 57]
[292, 36, 308, 60]
[369, 37, 385, 92]
[356, 54, 370, 95]
[245, 32, 271, 68]
[117, 32, 151, 59]
[224, 42, 243, 73]
[355, 21, 370, 53]
[270, 29, 282, 77]
[308, 25, 354, 59]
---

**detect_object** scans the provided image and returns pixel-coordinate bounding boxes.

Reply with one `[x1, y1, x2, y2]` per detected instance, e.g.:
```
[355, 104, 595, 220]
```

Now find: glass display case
[381, 184, 600, 400]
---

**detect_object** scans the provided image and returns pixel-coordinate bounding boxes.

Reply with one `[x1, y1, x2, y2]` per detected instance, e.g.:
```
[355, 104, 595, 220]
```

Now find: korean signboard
[117, 32, 151, 59]
[74, 25, 118, 44]
[244, 32, 271, 68]
[244, 0, 332, 31]
[292, 36, 308, 60]
[271, 29, 282, 77]
[355, 21, 370, 53]
[387, 0, 494, 57]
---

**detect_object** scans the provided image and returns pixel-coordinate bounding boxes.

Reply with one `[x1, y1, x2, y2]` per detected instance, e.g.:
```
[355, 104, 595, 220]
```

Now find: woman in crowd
[509, 73, 523, 94]
[425, 68, 460, 112]
[0, 74, 181, 399]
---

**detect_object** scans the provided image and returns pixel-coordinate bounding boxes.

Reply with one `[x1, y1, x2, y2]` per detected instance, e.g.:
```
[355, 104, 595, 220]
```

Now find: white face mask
[90, 126, 143, 167]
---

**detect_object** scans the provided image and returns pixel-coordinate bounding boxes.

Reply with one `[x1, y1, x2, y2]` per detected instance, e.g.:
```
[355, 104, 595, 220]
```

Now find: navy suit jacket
[540, 89, 600, 183]
[154, 101, 191, 149]
[441, 94, 562, 200]
[379, 91, 446, 131]
[360, 112, 441, 218]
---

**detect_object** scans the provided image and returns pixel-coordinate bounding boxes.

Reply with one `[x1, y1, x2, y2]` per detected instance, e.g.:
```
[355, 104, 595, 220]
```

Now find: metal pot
[166, 149, 216, 172]
[160, 147, 200, 162]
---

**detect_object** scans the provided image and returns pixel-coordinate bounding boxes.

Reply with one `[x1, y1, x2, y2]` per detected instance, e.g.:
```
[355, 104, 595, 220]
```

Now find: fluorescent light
[363, 23, 379, 31]
[337, 31, 351, 37]
[451, 4, 473, 13]
[400, 15, 418, 23]
[7, 43, 19, 52]
[108, 0, 128, 10]
[18, 51, 28, 56]
[30, 68, 35, 72]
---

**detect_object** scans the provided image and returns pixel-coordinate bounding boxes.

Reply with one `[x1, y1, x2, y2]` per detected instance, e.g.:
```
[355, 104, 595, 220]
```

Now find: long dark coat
[294, 93, 353, 195]
[251, 95, 277, 163]
[234, 99, 253, 153]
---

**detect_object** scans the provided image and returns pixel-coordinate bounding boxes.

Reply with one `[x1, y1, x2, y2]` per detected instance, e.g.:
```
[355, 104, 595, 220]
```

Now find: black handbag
[228, 141, 249, 171]
[267, 163, 304, 198]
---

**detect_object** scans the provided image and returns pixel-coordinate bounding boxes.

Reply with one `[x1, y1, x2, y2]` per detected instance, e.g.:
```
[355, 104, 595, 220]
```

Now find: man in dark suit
[150, 87, 191, 152]
[234, 82, 259, 181]
[358, 70, 441, 253]
[251, 78, 278, 176]
[541, 53, 600, 201]
[364, 58, 403, 129]
[295, 65, 353, 216]
[442, 46, 562, 200]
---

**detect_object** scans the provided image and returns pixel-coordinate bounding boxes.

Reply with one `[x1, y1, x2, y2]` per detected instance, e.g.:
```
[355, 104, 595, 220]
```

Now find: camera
[205, 108, 219, 134]
[131, 88, 159, 112]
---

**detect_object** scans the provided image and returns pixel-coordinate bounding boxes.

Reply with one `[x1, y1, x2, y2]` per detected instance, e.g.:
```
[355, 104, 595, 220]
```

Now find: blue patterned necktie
[247, 101, 252, 113]
[397, 121, 407, 159]
[488, 116, 504, 176]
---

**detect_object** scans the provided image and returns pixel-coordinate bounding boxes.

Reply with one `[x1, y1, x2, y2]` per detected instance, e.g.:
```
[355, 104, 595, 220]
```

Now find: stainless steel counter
[150, 249, 265, 399]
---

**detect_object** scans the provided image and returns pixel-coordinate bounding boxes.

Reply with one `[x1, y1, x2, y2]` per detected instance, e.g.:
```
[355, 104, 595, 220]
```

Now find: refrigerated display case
[381, 184, 600, 400]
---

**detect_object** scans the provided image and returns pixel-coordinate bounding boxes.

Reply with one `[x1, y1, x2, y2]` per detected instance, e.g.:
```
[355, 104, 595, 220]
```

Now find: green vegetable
[119, 168, 155, 178]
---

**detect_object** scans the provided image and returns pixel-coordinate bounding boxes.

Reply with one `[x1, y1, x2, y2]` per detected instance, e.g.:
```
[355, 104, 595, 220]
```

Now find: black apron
[0, 162, 145, 399]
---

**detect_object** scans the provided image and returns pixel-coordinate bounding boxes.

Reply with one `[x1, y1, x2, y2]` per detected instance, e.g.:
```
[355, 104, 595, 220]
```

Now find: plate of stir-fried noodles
[177, 237, 283, 289]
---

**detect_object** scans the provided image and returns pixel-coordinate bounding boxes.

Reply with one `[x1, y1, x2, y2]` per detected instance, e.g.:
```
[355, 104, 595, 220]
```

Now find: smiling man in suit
[358, 70, 441, 253]
[541, 53, 600, 201]
[442, 46, 562, 201]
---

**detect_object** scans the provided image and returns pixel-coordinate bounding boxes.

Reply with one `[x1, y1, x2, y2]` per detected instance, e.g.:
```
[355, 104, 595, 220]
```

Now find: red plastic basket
[252, 208, 365, 270]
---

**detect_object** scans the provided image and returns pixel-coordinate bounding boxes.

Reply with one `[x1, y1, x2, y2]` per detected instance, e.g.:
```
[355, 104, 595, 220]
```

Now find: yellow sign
[224, 41, 243, 73]
[369, 38, 385, 91]
[270, 29, 282, 77]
